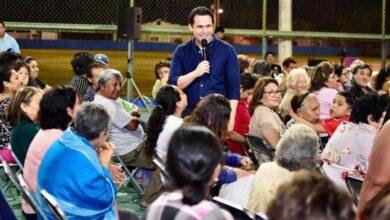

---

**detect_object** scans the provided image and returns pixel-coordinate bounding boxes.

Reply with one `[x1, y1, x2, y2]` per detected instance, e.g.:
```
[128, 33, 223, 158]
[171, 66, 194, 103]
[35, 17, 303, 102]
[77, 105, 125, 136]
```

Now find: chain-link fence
[1, 0, 387, 33]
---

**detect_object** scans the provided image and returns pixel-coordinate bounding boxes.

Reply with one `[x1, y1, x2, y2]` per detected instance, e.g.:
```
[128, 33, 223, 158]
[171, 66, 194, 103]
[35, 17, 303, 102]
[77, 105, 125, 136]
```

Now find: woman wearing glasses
[249, 77, 284, 162]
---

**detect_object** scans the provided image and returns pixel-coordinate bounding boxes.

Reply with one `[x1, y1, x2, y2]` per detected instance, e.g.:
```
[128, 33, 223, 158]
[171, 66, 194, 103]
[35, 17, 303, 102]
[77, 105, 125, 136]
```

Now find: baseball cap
[94, 54, 109, 65]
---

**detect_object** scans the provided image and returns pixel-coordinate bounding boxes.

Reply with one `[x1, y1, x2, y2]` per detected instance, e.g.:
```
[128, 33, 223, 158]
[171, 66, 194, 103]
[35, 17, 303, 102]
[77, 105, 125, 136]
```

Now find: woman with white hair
[247, 124, 319, 213]
[279, 68, 309, 118]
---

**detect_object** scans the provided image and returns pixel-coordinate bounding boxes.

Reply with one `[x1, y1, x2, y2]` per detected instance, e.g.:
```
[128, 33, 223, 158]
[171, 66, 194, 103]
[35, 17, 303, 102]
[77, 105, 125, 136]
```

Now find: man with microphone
[169, 6, 240, 131]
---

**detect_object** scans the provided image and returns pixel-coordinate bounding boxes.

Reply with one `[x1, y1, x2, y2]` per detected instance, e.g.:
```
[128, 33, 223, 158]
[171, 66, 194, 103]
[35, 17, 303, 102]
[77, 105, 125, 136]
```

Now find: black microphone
[201, 39, 208, 61]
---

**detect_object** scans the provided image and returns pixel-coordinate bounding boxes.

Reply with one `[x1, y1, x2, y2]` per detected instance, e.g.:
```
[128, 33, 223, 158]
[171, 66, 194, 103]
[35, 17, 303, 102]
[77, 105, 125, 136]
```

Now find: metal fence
[1, 0, 387, 33]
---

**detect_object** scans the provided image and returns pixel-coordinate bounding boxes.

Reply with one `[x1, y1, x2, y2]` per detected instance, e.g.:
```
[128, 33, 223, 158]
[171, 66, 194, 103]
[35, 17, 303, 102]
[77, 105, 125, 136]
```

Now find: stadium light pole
[261, 0, 267, 58]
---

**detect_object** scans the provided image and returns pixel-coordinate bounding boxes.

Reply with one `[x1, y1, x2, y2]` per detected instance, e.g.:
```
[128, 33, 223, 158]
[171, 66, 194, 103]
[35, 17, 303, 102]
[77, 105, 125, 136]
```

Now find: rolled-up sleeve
[168, 46, 183, 86]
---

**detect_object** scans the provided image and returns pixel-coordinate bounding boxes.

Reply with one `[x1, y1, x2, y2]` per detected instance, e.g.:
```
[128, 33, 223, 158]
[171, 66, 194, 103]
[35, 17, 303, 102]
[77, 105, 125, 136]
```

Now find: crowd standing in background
[1, 6, 390, 219]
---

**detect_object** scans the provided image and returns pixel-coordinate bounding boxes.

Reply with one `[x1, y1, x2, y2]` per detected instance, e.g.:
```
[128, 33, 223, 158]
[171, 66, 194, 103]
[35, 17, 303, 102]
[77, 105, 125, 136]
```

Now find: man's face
[285, 63, 297, 73]
[188, 15, 214, 46]
[89, 67, 104, 87]
[0, 24, 5, 38]
[100, 77, 122, 100]
[265, 54, 275, 64]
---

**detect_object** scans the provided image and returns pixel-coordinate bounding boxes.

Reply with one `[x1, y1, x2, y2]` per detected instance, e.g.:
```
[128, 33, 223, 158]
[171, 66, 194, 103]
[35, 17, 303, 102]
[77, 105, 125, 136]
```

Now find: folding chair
[212, 196, 256, 220]
[114, 153, 144, 197]
[17, 173, 48, 220]
[245, 135, 275, 161]
[0, 155, 21, 195]
[40, 189, 67, 220]
[10, 149, 24, 171]
[345, 176, 363, 206]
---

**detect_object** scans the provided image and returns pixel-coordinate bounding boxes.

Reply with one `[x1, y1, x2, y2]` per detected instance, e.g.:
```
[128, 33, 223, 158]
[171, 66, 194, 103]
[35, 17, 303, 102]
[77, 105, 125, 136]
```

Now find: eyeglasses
[264, 90, 282, 97]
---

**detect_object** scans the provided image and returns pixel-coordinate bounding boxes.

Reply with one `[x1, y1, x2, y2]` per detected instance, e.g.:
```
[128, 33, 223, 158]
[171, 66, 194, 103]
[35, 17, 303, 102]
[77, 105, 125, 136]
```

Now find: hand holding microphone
[195, 39, 210, 77]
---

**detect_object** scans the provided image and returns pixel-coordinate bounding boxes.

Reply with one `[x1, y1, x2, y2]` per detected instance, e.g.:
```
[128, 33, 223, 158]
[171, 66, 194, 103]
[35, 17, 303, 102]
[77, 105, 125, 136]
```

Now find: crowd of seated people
[1, 47, 390, 220]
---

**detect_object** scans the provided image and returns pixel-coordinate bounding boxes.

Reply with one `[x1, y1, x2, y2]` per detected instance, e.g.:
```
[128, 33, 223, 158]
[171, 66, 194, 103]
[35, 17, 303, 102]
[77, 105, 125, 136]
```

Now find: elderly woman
[310, 62, 340, 120]
[144, 126, 233, 220]
[279, 68, 310, 118]
[37, 103, 118, 219]
[22, 86, 81, 218]
[8, 86, 43, 165]
[247, 124, 319, 213]
[285, 91, 320, 130]
[249, 77, 284, 150]
[0, 65, 22, 162]
[321, 93, 389, 190]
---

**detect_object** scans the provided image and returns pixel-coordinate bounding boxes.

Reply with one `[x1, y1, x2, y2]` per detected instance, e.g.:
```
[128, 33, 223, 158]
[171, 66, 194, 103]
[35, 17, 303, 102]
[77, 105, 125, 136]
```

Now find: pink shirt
[22, 129, 63, 214]
[315, 87, 338, 120]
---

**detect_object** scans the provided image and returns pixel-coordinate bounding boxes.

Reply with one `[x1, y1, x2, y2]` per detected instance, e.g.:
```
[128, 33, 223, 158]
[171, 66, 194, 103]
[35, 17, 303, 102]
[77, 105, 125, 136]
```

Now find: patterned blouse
[321, 122, 377, 188]
[0, 97, 11, 149]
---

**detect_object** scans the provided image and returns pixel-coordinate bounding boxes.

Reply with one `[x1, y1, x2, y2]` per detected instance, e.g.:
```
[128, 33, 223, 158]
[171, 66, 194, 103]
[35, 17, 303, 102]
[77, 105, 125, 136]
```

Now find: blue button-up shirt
[0, 33, 20, 54]
[169, 37, 240, 110]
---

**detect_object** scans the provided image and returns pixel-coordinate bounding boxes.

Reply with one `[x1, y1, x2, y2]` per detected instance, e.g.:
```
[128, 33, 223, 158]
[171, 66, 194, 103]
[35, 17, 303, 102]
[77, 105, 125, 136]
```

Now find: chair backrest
[152, 156, 170, 180]
[345, 176, 363, 206]
[10, 150, 24, 171]
[1, 159, 21, 191]
[212, 196, 255, 220]
[17, 173, 48, 220]
[40, 189, 67, 220]
[245, 135, 275, 160]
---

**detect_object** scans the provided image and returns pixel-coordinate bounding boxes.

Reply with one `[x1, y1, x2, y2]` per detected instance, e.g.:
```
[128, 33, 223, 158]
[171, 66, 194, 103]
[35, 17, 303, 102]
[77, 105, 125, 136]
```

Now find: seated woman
[289, 91, 354, 137]
[247, 124, 319, 213]
[22, 86, 81, 218]
[24, 56, 51, 91]
[185, 94, 253, 184]
[285, 91, 320, 130]
[146, 85, 187, 161]
[279, 68, 309, 118]
[8, 86, 43, 165]
[373, 64, 390, 95]
[321, 93, 389, 190]
[13, 61, 30, 86]
[346, 63, 375, 98]
[151, 60, 170, 100]
[144, 126, 233, 220]
[310, 62, 340, 120]
[38, 103, 118, 219]
[267, 170, 354, 220]
[0, 65, 22, 163]
[249, 77, 284, 162]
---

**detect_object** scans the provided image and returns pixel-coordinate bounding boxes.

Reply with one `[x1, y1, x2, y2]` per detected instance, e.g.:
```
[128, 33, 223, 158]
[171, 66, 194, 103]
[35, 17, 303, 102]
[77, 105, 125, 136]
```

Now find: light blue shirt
[0, 33, 20, 54]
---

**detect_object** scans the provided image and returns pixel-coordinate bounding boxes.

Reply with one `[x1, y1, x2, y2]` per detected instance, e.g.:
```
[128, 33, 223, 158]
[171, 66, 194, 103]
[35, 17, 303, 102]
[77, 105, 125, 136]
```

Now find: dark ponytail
[166, 126, 224, 205]
[144, 86, 180, 157]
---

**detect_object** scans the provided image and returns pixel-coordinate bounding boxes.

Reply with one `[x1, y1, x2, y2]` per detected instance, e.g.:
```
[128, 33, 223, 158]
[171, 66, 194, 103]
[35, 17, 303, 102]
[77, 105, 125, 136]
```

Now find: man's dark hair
[71, 52, 94, 76]
[265, 51, 275, 59]
[0, 21, 5, 27]
[282, 57, 297, 69]
[240, 73, 257, 91]
[188, 7, 214, 25]
[39, 86, 78, 130]
[214, 26, 225, 34]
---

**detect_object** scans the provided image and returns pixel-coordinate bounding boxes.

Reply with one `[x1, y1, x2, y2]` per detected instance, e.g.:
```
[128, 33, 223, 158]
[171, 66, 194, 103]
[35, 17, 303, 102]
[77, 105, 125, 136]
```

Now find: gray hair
[275, 124, 319, 171]
[96, 69, 123, 91]
[286, 68, 309, 90]
[74, 103, 111, 140]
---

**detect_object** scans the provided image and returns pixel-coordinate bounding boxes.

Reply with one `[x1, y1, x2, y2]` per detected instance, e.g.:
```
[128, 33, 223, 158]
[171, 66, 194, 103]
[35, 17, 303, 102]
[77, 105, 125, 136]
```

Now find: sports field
[23, 49, 387, 98]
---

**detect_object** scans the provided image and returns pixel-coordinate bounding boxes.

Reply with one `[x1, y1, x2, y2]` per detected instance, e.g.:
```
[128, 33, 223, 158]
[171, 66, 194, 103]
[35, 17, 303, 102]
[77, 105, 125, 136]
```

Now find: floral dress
[0, 97, 11, 149]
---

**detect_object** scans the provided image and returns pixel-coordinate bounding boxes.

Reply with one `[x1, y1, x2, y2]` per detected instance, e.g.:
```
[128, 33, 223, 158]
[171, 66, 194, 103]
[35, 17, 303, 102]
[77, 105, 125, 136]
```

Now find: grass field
[23, 49, 388, 98]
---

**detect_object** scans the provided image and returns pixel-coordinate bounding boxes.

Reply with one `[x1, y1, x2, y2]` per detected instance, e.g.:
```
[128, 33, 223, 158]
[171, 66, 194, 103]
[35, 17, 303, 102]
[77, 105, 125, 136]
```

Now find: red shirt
[322, 116, 350, 136]
[227, 99, 251, 154]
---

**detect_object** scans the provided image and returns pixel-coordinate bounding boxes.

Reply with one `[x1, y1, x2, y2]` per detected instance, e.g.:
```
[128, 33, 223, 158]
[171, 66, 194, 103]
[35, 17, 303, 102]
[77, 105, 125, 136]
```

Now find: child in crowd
[289, 91, 354, 137]
[227, 73, 257, 155]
